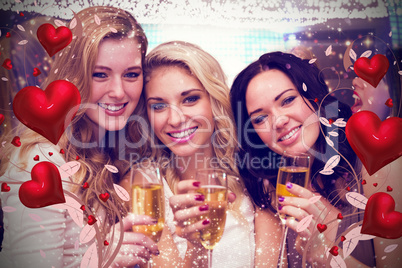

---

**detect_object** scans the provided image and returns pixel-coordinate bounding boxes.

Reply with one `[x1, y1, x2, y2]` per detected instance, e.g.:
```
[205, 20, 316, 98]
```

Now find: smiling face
[85, 38, 143, 134]
[351, 77, 390, 120]
[246, 69, 320, 155]
[145, 66, 214, 158]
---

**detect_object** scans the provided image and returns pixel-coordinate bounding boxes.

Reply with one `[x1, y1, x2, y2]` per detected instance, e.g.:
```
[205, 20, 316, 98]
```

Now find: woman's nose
[167, 105, 185, 127]
[108, 78, 125, 99]
[273, 114, 289, 130]
[352, 77, 365, 90]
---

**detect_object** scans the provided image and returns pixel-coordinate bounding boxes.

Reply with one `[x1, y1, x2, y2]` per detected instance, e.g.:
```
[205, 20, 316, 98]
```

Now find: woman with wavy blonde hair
[0, 6, 157, 267]
[142, 41, 279, 267]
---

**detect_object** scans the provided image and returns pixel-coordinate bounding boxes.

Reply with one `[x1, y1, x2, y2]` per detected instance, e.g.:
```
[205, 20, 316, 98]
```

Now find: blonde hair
[143, 41, 245, 212]
[0, 6, 148, 244]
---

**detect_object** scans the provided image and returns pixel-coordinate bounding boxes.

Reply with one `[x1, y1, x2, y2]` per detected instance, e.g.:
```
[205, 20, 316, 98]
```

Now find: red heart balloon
[317, 223, 327, 233]
[0, 113, 5, 125]
[1, 182, 11, 192]
[11, 136, 21, 147]
[18, 161, 65, 208]
[33, 67, 41, 77]
[345, 111, 402, 175]
[37, 23, 72, 57]
[13, 80, 81, 145]
[354, 54, 389, 88]
[329, 246, 339, 256]
[361, 192, 402, 239]
[99, 192, 110, 202]
[88, 215, 97, 225]
[2, 58, 12, 70]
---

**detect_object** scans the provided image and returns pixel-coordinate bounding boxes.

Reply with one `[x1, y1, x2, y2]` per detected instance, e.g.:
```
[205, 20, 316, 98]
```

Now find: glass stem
[207, 249, 213, 268]
[278, 225, 288, 268]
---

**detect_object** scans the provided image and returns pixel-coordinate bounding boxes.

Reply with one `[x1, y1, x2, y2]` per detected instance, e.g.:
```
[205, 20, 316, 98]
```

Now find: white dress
[163, 179, 256, 268]
[0, 143, 89, 268]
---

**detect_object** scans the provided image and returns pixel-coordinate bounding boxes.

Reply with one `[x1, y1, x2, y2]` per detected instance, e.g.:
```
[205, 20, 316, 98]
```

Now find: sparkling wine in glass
[276, 152, 310, 267]
[194, 168, 228, 267]
[130, 161, 165, 267]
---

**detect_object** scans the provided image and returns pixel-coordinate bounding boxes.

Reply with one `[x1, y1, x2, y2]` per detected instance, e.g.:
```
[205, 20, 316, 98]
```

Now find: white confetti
[325, 45, 332, 56]
[1, 77, 8, 81]
[18, 40, 28, 45]
[308, 58, 317, 64]
[17, 24, 25, 31]
[302, 83, 307, 92]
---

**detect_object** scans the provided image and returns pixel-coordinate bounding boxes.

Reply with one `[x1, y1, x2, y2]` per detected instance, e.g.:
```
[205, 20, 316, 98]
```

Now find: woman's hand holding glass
[110, 214, 159, 267]
[169, 179, 212, 245]
[278, 182, 340, 265]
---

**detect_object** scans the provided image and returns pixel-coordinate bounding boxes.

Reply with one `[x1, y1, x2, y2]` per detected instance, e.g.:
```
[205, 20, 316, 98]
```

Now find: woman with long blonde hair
[0, 6, 157, 267]
[142, 41, 280, 267]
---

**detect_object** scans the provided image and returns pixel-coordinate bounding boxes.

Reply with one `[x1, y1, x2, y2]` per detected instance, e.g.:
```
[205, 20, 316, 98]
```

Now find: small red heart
[18, 162, 65, 208]
[385, 98, 393, 108]
[1, 183, 10, 192]
[82, 182, 89, 189]
[11, 136, 21, 147]
[354, 54, 389, 88]
[12, 80, 81, 145]
[337, 213, 343, 220]
[317, 223, 327, 233]
[104, 240, 109, 246]
[87, 215, 97, 225]
[99, 193, 110, 202]
[0, 114, 5, 125]
[59, 149, 65, 154]
[346, 111, 402, 175]
[314, 98, 319, 103]
[6, 32, 11, 38]
[37, 23, 72, 57]
[361, 192, 402, 239]
[387, 186, 393, 192]
[340, 236, 346, 242]
[33, 67, 41, 77]
[19, 12, 24, 16]
[76, 155, 80, 160]
[362, 180, 367, 185]
[2, 58, 12, 70]
[80, 205, 85, 211]
[33, 155, 39, 161]
[346, 187, 351, 191]
[373, 183, 378, 187]
[328, 118, 334, 124]
[48, 152, 53, 156]
[329, 246, 339, 256]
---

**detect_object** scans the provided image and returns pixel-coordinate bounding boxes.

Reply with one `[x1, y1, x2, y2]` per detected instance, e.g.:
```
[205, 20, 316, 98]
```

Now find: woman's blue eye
[282, 96, 296, 106]
[125, 72, 140, 78]
[150, 103, 168, 111]
[92, 72, 107, 78]
[184, 95, 200, 104]
[253, 115, 267, 125]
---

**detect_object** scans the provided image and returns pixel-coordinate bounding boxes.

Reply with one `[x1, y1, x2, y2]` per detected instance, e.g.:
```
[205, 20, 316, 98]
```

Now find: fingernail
[278, 196, 285, 202]
[202, 219, 210, 225]
[286, 182, 293, 189]
[195, 194, 205, 201]
[231, 192, 236, 199]
[152, 219, 158, 224]
[278, 205, 283, 210]
[155, 250, 160, 256]
[193, 181, 201, 187]
[199, 205, 209, 211]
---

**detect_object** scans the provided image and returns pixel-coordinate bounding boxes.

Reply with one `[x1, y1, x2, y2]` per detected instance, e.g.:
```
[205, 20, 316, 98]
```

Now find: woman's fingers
[174, 204, 209, 226]
[169, 193, 205, 211]
[122, 232, 159, 255]
[284, 183, 314, 198]
[112, 244, 151, 267]
[115, 213, 157, 231]
[175, 218, 210, 242]
[176, 179, 201, 194]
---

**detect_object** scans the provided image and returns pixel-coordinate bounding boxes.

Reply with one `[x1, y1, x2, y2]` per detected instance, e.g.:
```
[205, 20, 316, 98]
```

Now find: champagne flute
[129, 161, 165, 267]
[194, 168, 228, 268]
[276, 152, 310, 268]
